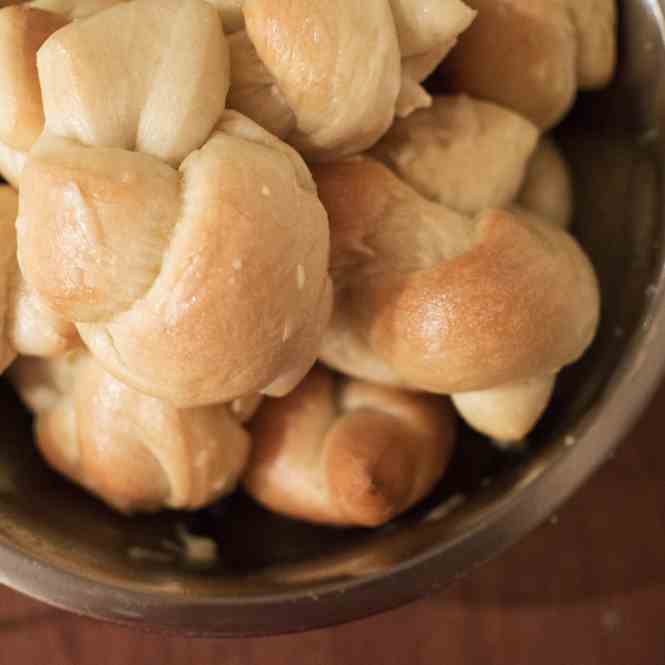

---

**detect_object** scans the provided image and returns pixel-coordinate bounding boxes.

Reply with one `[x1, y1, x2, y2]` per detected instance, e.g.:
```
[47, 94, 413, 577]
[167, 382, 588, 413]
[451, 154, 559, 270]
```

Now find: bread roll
[17, 1, 331, 406]
[245, 365, 457, 527]
[11, 352, 252, 513]
[0, 185, 78, 369]
[452, 140, 573, 442]
[373, 94, 539, 215]
[18, 112, 332, 406]
[313, 158, 599, 395]
[372, 98, 576, 441]
[442, 0, 617, 129]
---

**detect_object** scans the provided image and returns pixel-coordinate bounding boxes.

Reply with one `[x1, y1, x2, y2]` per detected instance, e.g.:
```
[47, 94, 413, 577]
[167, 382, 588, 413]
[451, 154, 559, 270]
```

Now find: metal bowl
[1, 0, 664, 637]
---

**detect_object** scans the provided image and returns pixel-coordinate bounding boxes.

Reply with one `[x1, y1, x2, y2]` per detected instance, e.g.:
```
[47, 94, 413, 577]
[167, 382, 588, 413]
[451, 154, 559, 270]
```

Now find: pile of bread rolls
[0, 0, 615, 528]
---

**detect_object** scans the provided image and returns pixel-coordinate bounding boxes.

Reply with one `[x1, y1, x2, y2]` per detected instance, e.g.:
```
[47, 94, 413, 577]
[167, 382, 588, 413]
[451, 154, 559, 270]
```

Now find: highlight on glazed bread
[0, 0, 615, 524]
[11, 351, 253, 513]
[245, 365, 457, 527]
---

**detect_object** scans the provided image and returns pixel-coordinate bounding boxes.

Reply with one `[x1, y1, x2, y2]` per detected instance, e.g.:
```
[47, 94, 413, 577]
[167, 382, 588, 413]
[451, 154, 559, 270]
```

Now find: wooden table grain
[2, 383, 665, 665]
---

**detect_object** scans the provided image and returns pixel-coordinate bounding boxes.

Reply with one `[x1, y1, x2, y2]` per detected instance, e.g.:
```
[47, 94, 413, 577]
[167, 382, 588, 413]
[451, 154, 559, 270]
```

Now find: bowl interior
[1, 0, 665, 636]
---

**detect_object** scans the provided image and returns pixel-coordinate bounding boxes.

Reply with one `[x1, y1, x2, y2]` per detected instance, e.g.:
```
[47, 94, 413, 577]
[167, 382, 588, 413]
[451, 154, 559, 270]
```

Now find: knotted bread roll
[11, 352, 253, 513]
[227, 0, 475, 160]
[245, 365, 457, 527]
[372, 96, 576, 442]
[313, 158, 599, 401]
[0, 186, 78, 372]
[18, 0, 332, 407]
[442, 0, 617, 129]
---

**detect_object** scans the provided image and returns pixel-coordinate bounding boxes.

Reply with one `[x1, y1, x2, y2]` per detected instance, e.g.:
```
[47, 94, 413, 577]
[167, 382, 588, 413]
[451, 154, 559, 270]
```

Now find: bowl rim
[2, 3, 665, 638]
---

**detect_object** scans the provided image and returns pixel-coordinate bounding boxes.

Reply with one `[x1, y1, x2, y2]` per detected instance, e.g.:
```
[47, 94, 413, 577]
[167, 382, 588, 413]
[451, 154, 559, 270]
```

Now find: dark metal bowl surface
[1, 0, 665, 637]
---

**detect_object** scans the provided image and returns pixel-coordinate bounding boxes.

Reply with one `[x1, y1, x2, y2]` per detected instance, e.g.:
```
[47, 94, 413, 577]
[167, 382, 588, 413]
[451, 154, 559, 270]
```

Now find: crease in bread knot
[0, 185, 79, 372]
[226, 0, 475, 161]
[244, 365, 457, 527]
[10, 350, 254, 513]
[440, 0, 617, 129]
[16, 0, 333, 408]
[313, 157, 600, 403]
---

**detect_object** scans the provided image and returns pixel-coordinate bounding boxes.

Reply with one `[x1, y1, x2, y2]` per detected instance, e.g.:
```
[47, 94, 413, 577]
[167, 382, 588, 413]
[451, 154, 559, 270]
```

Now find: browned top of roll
[245, 365, 457, 527]
[313, 158, 599, 394]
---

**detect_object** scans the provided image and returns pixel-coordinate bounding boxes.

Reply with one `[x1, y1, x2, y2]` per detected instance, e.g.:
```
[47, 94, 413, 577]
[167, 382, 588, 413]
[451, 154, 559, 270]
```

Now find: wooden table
[2, 383, 664, 665]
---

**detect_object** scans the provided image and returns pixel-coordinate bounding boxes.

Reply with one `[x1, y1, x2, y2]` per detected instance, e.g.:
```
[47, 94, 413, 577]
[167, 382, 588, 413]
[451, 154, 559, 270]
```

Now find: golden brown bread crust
[245, 365, 457, 527]
[313, 158, 600, 394]
[12, 352, 252, 513]
[18, 113, 332, 406]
